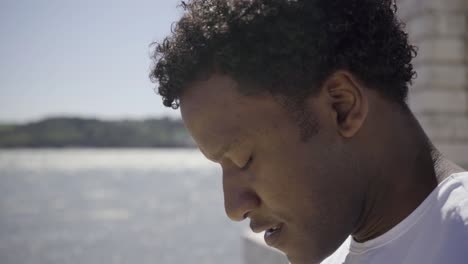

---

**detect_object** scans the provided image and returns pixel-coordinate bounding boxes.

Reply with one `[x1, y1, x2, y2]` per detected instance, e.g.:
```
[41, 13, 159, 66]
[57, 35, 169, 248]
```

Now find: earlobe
[325, 71, 368, 138]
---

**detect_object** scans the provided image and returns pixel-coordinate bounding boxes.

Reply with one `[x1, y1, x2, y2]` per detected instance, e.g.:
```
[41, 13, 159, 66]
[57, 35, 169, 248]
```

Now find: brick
[411, 64, 467, 90]
[466, 34, 468, 64]
[412, 38, 465, 64]
[426, 0, 468, 11]
[398, 0, 468, 21]
[407, 13, 467, 41]
[417, 113, 468, 141]
[408, 90, 468, 114]
[397, 0, 425, 21]
[434, 141, 468, 167]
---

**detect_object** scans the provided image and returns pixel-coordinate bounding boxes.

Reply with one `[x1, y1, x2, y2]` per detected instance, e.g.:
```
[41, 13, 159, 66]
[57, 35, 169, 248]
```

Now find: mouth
[264, 223, 283, 247]
[249, 221, 285, 247]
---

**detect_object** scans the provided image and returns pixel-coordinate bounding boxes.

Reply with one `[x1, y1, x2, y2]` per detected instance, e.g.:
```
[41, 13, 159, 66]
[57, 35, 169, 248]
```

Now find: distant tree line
[0, 117, 196, 148]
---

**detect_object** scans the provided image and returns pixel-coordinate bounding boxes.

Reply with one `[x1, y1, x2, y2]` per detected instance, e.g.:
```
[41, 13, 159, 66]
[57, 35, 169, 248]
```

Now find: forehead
[179, 74, 278, 159]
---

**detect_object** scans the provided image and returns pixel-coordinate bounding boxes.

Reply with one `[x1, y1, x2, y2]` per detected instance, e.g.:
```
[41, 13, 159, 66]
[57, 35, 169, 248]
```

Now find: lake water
[0, 149, 248, 264]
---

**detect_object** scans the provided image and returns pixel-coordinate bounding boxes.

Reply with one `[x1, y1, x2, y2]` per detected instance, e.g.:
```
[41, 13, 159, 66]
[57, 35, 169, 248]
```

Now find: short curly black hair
[150, 0, 417, 109]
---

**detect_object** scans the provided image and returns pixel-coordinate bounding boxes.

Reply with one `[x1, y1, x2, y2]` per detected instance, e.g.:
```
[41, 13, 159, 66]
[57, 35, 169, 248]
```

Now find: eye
[240, 156, 253, 171]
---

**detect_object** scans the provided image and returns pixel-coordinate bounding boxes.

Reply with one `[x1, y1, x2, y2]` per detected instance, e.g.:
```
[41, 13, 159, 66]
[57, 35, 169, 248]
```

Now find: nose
[222, 168, 261, 221]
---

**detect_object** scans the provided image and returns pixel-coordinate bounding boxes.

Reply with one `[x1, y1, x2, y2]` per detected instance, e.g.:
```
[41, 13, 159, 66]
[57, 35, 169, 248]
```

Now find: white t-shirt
[322, 172, 468, 264]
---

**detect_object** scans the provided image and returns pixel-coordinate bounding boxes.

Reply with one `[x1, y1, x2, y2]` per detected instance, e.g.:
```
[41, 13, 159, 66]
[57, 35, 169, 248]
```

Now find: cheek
[252, 117, 352, 210]
[254, 151, 324, 209]
[255, 138, 350, 213]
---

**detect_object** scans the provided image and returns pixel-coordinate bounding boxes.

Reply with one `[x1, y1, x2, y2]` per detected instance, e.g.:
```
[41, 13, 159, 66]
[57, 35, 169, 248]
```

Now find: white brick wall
[412, 64, 467, 90]
[409, 89, 468, 113]
[413, 39, 465, 64]
[402, 0, 468, 168]
[418, 113, 468, 140]
[398, 0, 468, 20]
[407, 13, 467, 40]
[435, 142, 468, 168]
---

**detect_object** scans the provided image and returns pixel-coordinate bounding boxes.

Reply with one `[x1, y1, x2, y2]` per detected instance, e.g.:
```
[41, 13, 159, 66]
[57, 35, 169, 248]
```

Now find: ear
[324, 71, 368, 138]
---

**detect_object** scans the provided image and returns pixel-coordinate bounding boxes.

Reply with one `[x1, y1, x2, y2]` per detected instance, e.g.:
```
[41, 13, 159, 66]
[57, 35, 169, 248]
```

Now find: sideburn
[275, 95, 319, 143]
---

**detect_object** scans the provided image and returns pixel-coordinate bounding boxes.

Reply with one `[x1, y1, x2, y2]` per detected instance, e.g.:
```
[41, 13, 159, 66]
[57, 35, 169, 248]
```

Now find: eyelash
[241, 156, 253, 171]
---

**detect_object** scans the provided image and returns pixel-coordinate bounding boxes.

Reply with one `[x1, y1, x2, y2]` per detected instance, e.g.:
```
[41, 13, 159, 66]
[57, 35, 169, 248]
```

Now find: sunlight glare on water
[0, 148, 246, 264]
[0, 148, 216, 172]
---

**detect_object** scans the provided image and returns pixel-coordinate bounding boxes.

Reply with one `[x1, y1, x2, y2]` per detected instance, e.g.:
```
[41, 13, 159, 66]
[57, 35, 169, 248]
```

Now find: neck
[351, 104, 438, 242]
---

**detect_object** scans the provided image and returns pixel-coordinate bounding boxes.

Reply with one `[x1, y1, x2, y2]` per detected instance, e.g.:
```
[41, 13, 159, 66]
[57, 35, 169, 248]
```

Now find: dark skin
[179, 71, 463, 264]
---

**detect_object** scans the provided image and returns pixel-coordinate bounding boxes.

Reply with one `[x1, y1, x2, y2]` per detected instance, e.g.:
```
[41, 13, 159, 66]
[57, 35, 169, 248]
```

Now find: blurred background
[0, 0, 467, 264]
[0, 0, 247, 264]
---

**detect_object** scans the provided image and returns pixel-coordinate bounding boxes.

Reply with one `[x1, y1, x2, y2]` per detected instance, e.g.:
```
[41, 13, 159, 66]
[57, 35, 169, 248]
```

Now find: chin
[287, 256, 320, 264]
[284, 242, 330, 264]
[287, 254, 323, 264]
[282, 227, 338, 264]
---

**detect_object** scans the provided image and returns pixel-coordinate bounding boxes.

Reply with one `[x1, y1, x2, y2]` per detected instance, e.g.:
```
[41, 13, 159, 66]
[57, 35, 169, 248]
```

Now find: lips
[265, 224, 281, 237]
[263, 223, 283, 246]
[250, 221, 284, 247]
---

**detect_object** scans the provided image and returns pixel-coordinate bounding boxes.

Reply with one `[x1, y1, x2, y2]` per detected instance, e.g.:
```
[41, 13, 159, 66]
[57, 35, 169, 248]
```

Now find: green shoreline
[0, 117, 195, 148]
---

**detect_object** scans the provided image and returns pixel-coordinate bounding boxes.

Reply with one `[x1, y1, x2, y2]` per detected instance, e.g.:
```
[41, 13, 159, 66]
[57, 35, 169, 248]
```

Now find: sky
[0, 0, 184, 123]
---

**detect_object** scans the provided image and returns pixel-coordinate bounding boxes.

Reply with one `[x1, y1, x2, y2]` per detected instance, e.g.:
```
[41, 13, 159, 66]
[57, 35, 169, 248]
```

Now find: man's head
[151, 0, 417, 263]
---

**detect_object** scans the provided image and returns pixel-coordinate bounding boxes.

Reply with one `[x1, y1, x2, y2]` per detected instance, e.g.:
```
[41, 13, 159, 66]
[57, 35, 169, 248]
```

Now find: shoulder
[437, 172, 468, 224]
[438, 172, 468, 208]
[321, 172, 468, 264]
